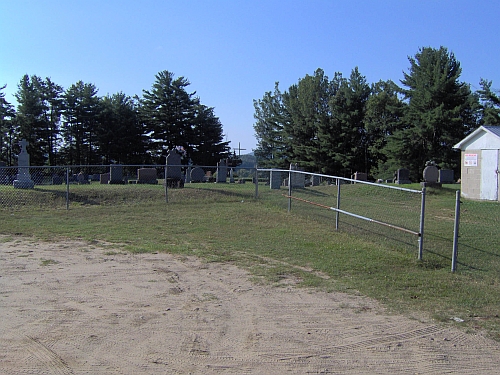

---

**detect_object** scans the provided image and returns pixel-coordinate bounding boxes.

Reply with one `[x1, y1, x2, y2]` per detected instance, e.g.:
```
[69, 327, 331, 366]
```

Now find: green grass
[0, 181, 499, 340]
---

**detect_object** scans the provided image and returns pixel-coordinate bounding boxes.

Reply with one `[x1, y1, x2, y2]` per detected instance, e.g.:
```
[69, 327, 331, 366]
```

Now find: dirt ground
[1, 236, 500, 374]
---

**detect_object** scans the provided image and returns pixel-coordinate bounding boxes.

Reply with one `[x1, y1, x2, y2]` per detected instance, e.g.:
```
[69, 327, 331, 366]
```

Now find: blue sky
[1, 0, 499, 154]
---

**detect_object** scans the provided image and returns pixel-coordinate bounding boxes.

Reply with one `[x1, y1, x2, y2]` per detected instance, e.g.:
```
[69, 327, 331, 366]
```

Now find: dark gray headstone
[137, 168, 157, 184]
[109, 164, 124, 184]
[439, 169, 454, 184]
[100, 173, 110, 184]
[270, 169, 281, 189]
[423, 165, 439, 183]
[166, 150, 182, 179]
[190, 167, 205, 182]
[353, 172, 367, 181]
[216, 159, 227, 183]
[395, 168, 411, 184]
[289, 163, 305, 188]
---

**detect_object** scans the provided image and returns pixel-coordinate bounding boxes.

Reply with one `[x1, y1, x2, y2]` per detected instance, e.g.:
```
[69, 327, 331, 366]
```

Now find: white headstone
[13, 139, 35, 189]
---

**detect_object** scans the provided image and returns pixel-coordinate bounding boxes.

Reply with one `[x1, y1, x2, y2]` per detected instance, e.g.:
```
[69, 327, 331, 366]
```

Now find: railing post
[335, 179, 341, 230]
[254, 164, 258, 199]
[66, 167, 70, 210]
[164, 165, 168, 203]
[418, 187, 426, 260]
[288, 168, 292, 212]
[451, 190, 461, 272]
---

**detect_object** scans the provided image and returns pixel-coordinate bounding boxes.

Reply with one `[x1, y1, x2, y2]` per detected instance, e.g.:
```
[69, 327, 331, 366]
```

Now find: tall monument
[13, 139, 35, 189]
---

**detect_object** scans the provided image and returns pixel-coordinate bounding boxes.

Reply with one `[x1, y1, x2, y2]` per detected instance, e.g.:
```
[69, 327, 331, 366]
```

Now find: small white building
[453, 126, 500, 201]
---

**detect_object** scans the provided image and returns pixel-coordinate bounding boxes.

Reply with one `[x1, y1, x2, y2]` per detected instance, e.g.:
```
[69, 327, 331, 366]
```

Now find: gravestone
[229, 168, 235, 183]
[289, 163, 305, 188]
[422, 165, 441, 187]
[166, 150, 184, 188]
[137, 168, 158, 184]
[394, 168, 411, 184]
[216, 159, 227, 183]
[190, 167, 205, 182]
[270, 169, 281, 189]
[311, 175, 320, 186]
[13, 139, 35, 189]
[77, 171, 89, 184]
[352, 172, 367, 182]
[109, 164, 124, 184]
[439, 169, 454, 184]
[166, 150, 182, 179]
[100, 173, 110, 184]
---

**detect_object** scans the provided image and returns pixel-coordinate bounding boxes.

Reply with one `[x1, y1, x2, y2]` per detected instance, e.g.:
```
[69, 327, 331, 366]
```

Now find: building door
[480, 149, 499, 200]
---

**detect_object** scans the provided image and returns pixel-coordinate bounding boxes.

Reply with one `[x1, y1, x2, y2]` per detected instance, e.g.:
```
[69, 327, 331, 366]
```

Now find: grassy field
[1, 181, 499, 340]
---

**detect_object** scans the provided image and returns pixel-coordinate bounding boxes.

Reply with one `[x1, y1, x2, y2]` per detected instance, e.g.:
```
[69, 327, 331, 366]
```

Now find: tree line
[253, 46, 500, 181]
[0, 70, 229, 167]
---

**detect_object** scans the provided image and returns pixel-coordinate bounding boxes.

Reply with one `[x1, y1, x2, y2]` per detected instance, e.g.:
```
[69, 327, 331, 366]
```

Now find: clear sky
[1, 0, 499, 154]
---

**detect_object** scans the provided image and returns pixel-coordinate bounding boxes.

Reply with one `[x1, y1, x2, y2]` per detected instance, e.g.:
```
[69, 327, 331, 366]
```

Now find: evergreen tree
[0, 85, 16, 165]
[61, 81, 100, 165]
[140, 71, 196, 162]
[388, 46, 479, 180]
[477, 78, 500, 125]
[253, 83, 289, 168]
[190, 102, 229, 166]
[363, 80, 406, 179]
[96, 93, 146, 164]
[282, 68, 332, 172]
[327, 67, 370, 176]
[14, 74, 48, 165]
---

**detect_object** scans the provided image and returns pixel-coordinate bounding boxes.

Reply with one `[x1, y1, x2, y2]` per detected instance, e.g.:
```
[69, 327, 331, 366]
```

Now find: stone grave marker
[422, 164, 441, 187]
[311, 175, 320, 186]
[352, 172, 367, 182]
[109, 164, 124, 184]
[77, 171, 89, 184]
[394, 168, 411, 184]
[166, 150, 182, 179]
[439, 169, 454, 184]
[137, 168, 158, 184]
[216, 159, 227, 183]
[100, 173, 110, 184]
[190, 167, 205, 182]
[270, 169, 281, 189]
[289, 163, 305, 188]
[13, 139, 34, 189]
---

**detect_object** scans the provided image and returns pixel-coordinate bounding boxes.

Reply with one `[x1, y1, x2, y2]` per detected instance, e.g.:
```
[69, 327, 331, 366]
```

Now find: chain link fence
[1, 164, 498, 274]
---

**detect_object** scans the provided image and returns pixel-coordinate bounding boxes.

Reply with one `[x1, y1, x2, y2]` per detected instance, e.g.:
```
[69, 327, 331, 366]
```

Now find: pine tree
[0, 85, 16, 165]
[388, 46, 479, 180]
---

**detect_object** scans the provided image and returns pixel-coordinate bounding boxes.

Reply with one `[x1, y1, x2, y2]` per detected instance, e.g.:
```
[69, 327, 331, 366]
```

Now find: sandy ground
[1, 236, 500, 374]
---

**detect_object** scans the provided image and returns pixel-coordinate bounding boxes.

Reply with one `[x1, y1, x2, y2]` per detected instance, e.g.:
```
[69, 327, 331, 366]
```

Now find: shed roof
[453, 126, 500, 150]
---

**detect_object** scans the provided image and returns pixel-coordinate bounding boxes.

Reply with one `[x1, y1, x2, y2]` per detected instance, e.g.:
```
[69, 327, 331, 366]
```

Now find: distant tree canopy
[0, 70, 229, 166]
[254, 46, 491, 180]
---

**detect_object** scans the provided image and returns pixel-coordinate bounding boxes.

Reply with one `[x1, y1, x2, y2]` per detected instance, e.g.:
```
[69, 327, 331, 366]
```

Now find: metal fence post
[451, 189, 461, 272]
[418, 187, 426, 260]
[164, 165, 168, 203]
[335, 179, 341, 230]
[288, 168, 292, 212]
[254, 164, 258, 199]
[66, 167, 70, 210]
